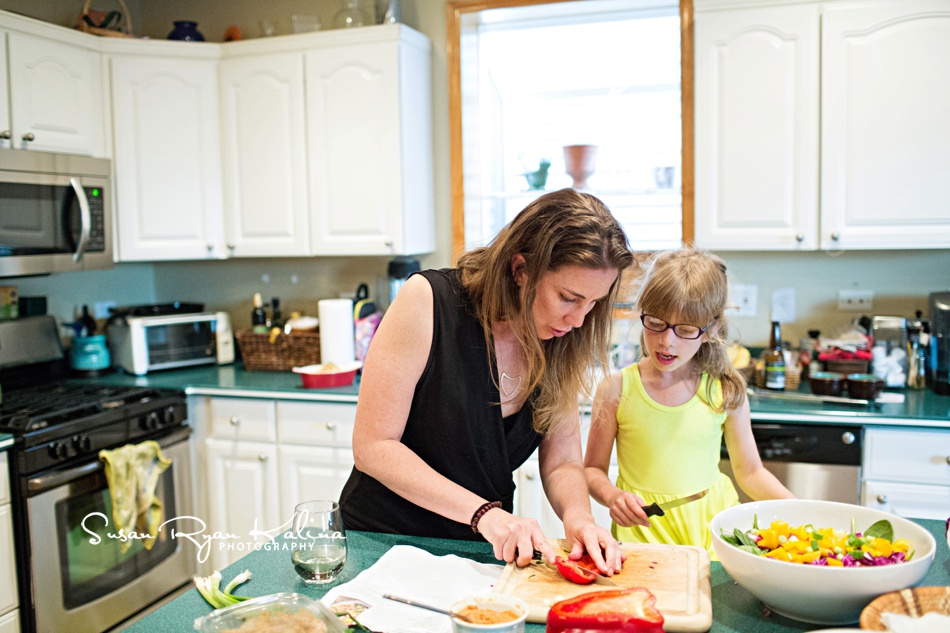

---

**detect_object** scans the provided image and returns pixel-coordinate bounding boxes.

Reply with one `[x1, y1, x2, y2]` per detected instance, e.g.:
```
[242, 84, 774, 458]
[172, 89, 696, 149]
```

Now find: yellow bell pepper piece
[826, 557, 844, 567]
[757, 529, 780, 550]
[766, 548, 793, 562]
[892, 538, 910, 553]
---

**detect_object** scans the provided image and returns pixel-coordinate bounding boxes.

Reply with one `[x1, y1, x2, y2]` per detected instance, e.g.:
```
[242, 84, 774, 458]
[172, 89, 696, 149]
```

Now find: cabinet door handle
[0, 130, 10, 140]
[229, 416, 240, 426]
[21, 132, 35, 142]
[831, 232, 841, 241]
[384, 240, 394, 247]
[795, 233, 805, 242]
[325, 421, 337, 430]
[227, 243, 235, 251]
[207, 243, 215, 252]
[946, 456, 950, 466]
[876, 494, 887, 504]
[258, 453, 268, 462]
[841, 432, 855, 445]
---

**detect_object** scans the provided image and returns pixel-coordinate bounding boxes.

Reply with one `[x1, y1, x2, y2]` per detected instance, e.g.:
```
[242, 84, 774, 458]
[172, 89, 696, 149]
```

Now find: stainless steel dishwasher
[719, 423, 863, 504]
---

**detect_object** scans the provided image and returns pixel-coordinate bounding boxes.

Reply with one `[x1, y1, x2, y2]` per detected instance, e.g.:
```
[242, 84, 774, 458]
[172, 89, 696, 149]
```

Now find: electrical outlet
[838, 290, 874, 311]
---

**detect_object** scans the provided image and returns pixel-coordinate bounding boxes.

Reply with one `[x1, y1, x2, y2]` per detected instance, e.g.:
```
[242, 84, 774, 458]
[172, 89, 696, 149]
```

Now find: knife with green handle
[641, 488, 708, 517]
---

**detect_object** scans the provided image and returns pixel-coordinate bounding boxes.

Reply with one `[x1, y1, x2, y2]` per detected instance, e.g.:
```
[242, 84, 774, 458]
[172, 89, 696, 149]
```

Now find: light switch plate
[729, 284, 757, 317]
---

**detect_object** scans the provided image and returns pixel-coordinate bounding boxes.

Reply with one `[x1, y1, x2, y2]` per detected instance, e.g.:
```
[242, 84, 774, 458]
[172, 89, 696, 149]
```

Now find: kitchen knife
[641, 488, 708, 517]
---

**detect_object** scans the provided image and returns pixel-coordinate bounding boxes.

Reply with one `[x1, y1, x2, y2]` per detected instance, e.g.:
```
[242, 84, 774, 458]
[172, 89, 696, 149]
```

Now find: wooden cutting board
[492, 539, 712, 631]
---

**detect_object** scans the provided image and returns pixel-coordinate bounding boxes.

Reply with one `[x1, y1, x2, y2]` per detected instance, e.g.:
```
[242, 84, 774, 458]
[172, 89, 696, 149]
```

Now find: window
[448, 0, 694, 255]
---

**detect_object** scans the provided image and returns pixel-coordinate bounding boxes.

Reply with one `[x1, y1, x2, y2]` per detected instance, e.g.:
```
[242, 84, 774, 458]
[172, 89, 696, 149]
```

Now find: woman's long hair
[457, 188, 635, 436]
[636, 247, 745, 412]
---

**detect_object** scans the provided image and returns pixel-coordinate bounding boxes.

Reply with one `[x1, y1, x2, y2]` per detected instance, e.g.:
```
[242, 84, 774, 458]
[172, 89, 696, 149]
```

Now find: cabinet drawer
[208, 398, 276, 442]
[277, 401, 356, 447]
[0, 454, 8, 505]
[863, 428, 950, 485]
[0, 505, 17, 615]
[862, 479, 950, 522]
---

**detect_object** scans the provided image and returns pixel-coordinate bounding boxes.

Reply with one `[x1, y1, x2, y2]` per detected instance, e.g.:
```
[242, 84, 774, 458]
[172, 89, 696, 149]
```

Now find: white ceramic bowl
[710, 500, 936, 626]
[449, 595, 529, 633]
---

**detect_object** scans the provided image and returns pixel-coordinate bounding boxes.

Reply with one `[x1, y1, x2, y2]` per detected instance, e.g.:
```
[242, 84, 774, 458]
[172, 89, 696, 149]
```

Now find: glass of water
[291, 500, 347, 584]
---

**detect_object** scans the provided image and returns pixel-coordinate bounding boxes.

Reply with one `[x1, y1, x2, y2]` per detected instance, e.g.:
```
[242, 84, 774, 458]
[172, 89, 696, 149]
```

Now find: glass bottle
[167, 21, 205, 41]
[251, 293, 268, 334]
[764, 321, 786, 390]
[270, 297, 283, 330]
[333, 0, 371, 29]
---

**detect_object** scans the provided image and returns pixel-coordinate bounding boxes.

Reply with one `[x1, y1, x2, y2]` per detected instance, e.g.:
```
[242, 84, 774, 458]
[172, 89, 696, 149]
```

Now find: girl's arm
[351, 274, 557, 567]
[722, 395, 796, 500]
[584, 373, 651, 528]
[538, 416, 623, 575]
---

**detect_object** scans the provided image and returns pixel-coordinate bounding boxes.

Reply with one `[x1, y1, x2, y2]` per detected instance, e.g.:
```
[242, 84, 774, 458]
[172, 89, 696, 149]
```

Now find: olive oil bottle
[764, 321, 786, 390]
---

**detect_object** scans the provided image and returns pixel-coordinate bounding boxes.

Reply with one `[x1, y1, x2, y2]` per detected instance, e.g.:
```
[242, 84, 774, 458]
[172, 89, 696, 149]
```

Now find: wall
[3, 0, 948, 347]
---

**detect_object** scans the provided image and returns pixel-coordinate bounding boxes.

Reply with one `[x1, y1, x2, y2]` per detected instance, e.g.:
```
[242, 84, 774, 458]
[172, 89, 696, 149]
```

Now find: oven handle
[27, 426, 192, 494]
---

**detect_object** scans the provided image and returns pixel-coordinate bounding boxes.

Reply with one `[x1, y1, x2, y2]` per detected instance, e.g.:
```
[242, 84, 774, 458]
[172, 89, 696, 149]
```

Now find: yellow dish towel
[99, 440, 172, 553]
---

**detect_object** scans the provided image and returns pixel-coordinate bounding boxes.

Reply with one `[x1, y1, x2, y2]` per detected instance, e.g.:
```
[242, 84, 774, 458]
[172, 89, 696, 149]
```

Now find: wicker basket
[824, 359, 870, 375]
[235, 329, 321, 372]
[75, 0, 135, 38]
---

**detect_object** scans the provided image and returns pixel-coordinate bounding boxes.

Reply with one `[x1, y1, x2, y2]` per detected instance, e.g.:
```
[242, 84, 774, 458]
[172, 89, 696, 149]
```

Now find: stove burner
[0, 383, 173, 433]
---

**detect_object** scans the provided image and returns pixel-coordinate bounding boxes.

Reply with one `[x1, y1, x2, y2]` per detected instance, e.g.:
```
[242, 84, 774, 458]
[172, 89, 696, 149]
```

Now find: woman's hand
[476, 508, 557, 567]
[607, 489, 651, 529]
[563, 517, 625, 575]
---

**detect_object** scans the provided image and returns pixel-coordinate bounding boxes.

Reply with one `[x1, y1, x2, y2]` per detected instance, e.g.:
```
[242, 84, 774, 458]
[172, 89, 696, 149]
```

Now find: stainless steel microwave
[0, 148, 113, 276]
[108, 311, 235, 375]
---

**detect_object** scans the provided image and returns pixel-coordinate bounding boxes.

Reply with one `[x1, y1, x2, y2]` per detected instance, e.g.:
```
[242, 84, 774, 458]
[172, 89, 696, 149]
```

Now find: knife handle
[642, 503, 665, 517]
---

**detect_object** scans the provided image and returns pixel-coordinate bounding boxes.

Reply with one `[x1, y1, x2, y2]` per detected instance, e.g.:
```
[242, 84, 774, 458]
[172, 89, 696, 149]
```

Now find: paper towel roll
[319, 298, 355, 366]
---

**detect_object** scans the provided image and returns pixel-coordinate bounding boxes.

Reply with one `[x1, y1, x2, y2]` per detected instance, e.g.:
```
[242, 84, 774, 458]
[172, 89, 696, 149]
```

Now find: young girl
[584, 247, 794, 557]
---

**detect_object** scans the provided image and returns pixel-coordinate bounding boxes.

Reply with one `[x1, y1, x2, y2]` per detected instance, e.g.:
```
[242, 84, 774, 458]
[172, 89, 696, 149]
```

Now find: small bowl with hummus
[449, 595, 529, 633]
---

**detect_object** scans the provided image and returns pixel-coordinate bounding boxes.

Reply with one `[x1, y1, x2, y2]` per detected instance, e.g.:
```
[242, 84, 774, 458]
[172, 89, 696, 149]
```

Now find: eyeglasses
[639, 313, 715, 340]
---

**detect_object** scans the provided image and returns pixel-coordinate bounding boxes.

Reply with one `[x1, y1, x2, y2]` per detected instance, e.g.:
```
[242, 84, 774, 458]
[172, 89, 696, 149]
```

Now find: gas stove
[0, 382, 188, 475]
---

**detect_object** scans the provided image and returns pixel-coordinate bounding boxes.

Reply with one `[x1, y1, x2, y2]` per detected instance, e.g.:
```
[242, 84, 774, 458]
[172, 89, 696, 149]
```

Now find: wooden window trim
[445, 0, 695, 258]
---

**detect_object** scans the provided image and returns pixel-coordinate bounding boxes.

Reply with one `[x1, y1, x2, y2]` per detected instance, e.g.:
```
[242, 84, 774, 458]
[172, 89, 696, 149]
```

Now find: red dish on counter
[292, 362, 361, 388]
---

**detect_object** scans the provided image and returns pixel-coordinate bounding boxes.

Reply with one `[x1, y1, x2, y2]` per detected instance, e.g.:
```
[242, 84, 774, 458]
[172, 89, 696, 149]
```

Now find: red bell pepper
[546, 587, 665, 633]
[553, 554, 599, 585]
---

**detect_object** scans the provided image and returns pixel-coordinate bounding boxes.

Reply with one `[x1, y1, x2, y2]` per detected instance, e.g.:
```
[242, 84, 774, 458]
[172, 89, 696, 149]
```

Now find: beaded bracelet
[470, 500, 502, 533]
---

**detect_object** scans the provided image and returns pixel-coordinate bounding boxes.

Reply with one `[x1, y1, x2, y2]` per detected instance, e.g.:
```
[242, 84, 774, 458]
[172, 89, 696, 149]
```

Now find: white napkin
[321, 545, 504, 633]
[882, 612, 950, 633]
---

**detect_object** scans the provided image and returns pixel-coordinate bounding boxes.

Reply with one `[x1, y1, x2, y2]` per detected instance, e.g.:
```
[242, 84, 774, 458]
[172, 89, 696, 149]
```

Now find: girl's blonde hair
[457, 188, 635, 436]
[636, 247, 745, 412]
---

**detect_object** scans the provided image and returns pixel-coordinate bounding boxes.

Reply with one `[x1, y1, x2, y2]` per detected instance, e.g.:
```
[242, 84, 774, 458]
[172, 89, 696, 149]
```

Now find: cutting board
[492, 540, 712, 631]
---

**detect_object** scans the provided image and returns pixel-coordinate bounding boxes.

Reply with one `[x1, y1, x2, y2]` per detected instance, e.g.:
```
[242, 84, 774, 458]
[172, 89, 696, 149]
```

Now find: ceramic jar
[563, 144, 598, 189]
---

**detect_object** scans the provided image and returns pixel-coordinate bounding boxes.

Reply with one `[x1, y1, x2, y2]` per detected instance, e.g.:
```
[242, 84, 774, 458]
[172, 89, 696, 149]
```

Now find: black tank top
[339, 269, 543, 541]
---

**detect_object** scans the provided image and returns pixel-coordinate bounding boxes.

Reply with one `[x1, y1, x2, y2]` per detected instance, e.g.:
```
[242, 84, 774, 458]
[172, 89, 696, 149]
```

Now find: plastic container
[194, 592, 346, 632]
[293, 361, 362, 388]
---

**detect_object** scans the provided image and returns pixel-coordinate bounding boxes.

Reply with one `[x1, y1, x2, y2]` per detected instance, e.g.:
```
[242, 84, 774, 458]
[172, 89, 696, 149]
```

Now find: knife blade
[532, 550, 617, 586]
[641, 488, 709, 517]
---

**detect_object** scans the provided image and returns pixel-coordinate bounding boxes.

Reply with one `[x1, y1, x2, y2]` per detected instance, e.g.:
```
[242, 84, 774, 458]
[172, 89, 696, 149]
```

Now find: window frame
[445, 0, 695, 258]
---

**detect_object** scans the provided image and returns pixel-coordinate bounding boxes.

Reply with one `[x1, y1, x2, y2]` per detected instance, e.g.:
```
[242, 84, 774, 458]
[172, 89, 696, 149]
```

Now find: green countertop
[0, 433, 12, 451]
[81, 363, 950, 427]
[124, 520, 949, 633]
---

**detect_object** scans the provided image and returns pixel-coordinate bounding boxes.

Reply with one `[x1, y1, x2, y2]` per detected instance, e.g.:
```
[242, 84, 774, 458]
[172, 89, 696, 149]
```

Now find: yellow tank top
[615, 363, 727, 495]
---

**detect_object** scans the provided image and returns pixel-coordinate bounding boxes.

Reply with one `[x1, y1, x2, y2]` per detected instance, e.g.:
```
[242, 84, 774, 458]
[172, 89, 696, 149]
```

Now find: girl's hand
[476, 508, 557, 568]
[563, 517, 625, 575]
[607, 490, 651, 528]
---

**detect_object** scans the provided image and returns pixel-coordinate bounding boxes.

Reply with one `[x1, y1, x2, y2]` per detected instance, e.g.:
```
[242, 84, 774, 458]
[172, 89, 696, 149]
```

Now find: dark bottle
[251, 293, 268, 333]
[270, 297, 283, 329]
[764, 321, 786, 390]
[80, 305, 97, 336]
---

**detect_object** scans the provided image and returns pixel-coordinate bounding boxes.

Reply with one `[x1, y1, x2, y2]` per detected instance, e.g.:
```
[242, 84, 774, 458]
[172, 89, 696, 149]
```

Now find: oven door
[25, 428, 197, 633]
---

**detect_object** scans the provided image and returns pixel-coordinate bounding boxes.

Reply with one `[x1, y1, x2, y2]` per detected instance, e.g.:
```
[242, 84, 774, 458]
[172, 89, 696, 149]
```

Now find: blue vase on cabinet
[168, 21, 205, 41]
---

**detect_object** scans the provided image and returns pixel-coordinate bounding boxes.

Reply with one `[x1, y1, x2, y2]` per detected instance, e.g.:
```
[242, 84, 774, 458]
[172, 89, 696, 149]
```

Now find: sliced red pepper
[554, 555, 597, 585]
[546, 587, 665, 633]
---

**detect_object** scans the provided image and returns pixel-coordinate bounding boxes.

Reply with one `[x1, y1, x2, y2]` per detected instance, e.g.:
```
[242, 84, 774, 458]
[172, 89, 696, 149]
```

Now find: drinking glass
[291, 500, 347, 584]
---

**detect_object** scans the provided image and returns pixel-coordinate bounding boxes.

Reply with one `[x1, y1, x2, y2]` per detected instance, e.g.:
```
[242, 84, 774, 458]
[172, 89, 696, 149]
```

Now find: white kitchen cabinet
[0, 453, 18, 620]
[198, 396, 356, 569]
[694, 0, 950, 251]
[694, 2, 819, 250]
[0, 611, 18, 633]
[219, 53, 310, 257]
[306, 28, 435, 256]
[0, 20, 105, 156]
[109, 48, 226, 261]
[861, 427, 950, 520]
[820, 0, 950, 249]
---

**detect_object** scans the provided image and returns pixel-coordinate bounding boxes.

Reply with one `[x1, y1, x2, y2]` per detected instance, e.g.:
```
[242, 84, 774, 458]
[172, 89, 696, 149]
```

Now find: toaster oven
[107, 311, 234, 375]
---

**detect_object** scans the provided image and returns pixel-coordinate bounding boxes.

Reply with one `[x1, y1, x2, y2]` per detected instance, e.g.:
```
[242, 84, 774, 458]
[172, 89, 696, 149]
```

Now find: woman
[339, 188, 635, 574]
